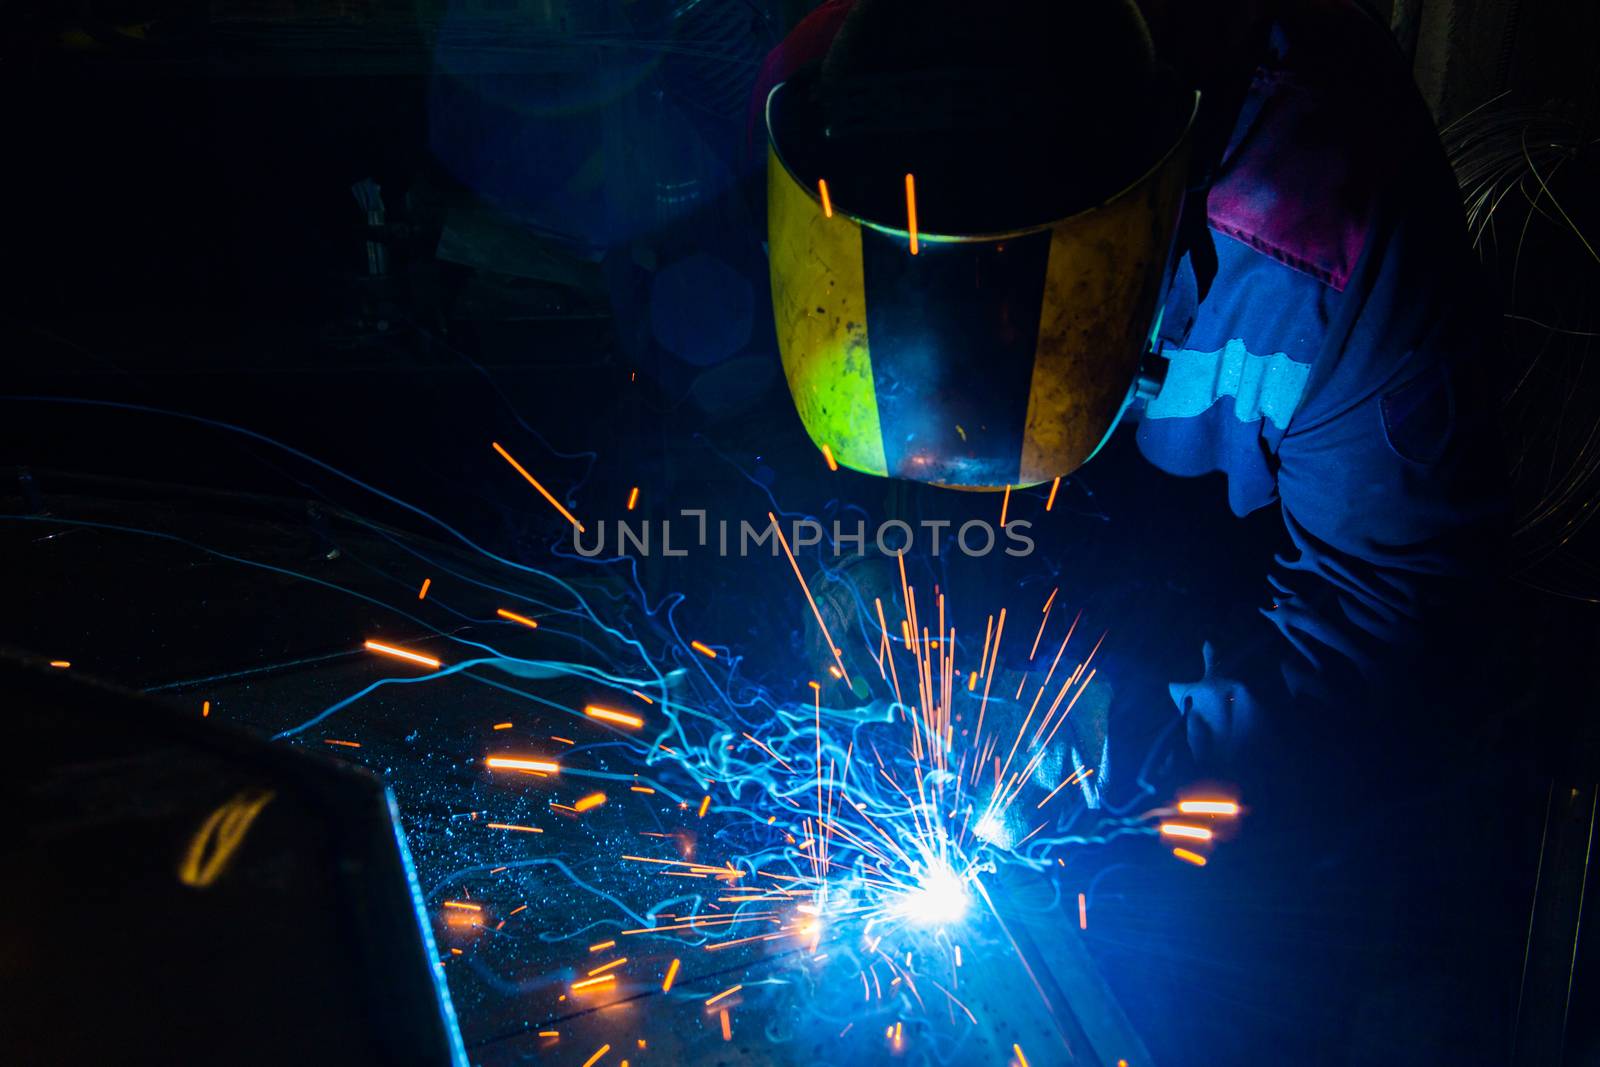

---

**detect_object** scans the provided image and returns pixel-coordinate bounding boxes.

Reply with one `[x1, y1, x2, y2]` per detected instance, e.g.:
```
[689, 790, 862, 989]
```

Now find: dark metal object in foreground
[1514, 780, 1600, 1066]
[0, 656, 467, 1067]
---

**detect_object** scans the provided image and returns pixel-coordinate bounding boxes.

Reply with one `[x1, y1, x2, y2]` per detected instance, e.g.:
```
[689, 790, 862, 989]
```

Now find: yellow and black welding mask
[765, 71, 1198, 490]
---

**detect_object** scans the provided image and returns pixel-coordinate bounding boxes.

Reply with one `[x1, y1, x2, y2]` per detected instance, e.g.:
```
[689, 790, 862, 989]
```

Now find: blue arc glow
[896, 861, 973, 928]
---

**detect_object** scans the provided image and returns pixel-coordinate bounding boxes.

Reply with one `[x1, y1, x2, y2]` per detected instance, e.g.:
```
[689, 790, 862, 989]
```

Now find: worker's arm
[1171, 190, 1505, 791]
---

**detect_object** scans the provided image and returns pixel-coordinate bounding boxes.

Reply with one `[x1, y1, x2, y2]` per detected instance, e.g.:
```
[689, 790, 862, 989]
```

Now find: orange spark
[704, 930, 789, 952]
[630, 785, 656, 794]
[1014, 1044, 1031, 1067]
[492, 721, 513, 730]
[484, 756, 559, 774]
[768, 511, 850, 684]
[1173, 847, 1208, 866]
[491, 441, 584, 532]
[974, 608, 1007, 747]
[538, 1031, 559, 1039]
[418, 577, 431, 600]
[690, 640, 717, 659]
[905, 173, 919, 255]
[1159, 823, 1213, 841]
[697, 795, 711, 818]
[202, 700, 211, 718]
[741, 732, 795, 771]
[1078, 892, 1087, 929]
[587, 957, 627, 975]
[571, 975, 616, 992]
[580, 1043, 611, 1067]
[630, 689, 654, 704]
[443, 901, 481, 911]
[705, 983, 742, 1007]
[323, 739, 361, 748]
[1034, 772, 1083, 810]
[627, 486, 640, 511]
[49, 660, 70, 668]
[1178, 799, 1240, 816]
[574, 792, 607, 813]
[585, 705, 644, 729]
[821, 443, 839, 471]
[485, 822, 542, 833]
[589, 940, 616, 952]
[363, 639, 441, 669]
[1030, 609, 1053, 662]
[818, 178, 834, 218]
[1000, 485, 1011, 527]
[720, 1009, 732, 1040]
[662, 958, 681, 992]
[1045, 476, 1060, 511]
[496, 607, 539, 629]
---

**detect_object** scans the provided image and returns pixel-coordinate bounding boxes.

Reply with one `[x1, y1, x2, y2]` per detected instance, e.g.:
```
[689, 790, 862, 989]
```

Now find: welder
[753, 0, 1502, 799]
[752, 3, 1512, 1060]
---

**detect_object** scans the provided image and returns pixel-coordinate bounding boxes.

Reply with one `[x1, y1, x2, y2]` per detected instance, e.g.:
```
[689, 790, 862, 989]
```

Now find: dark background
[1, 1, 1598, 1064]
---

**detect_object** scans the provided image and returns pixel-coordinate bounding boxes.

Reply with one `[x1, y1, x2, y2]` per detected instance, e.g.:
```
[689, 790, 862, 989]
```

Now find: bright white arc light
[972, 811, 1015, 849]
[897, 864, 971, 927]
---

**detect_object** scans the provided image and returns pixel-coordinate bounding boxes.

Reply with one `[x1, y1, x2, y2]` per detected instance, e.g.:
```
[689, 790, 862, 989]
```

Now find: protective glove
[990, 665, 1114, 808]
[1167, 639, 1269, 772]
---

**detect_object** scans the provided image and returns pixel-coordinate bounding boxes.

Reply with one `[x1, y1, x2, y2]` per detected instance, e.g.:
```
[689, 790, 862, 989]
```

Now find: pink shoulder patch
[1205, 1, 1414, 292]
[745, 0, 858, 158]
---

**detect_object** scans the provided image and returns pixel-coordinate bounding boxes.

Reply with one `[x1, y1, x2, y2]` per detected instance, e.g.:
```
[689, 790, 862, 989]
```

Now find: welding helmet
[765, 0, 1197, 489]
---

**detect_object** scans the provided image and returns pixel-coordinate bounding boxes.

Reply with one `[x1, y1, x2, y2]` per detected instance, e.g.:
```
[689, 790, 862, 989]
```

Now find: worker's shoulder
[747, 0, 857, 153]
[1207, 0, 1438, 293]
[750, 1, 856, 117]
